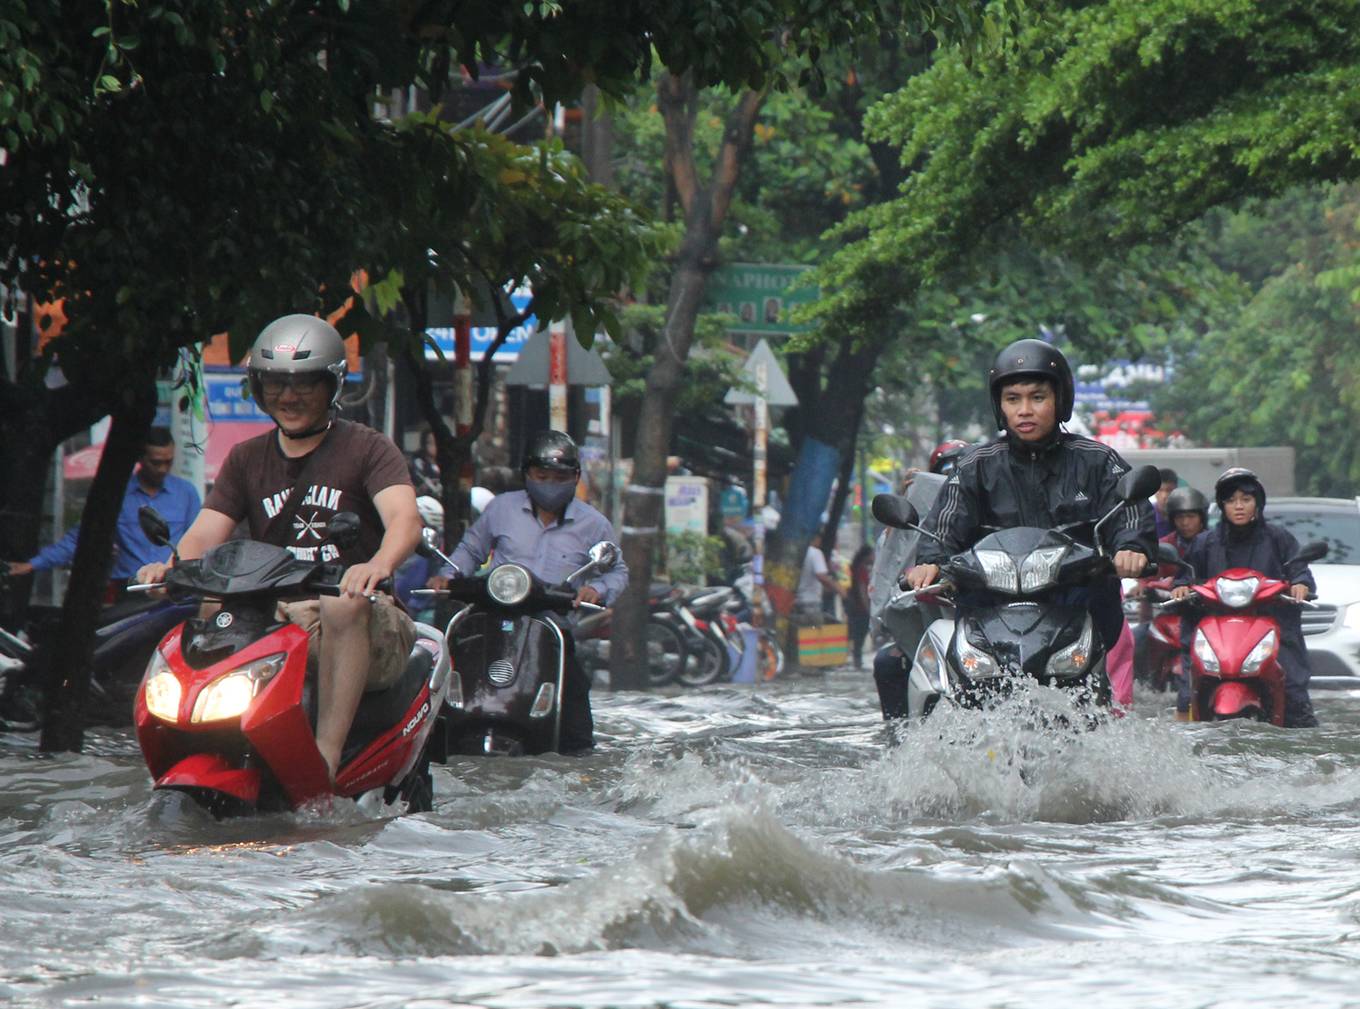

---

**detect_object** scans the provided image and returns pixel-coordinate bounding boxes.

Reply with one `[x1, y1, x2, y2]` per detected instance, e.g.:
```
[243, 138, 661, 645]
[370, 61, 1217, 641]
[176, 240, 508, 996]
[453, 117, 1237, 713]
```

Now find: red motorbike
[1165, 542, 1325, 724]
[1138, 574, 1185, 693]
[131, 509, 450, 816]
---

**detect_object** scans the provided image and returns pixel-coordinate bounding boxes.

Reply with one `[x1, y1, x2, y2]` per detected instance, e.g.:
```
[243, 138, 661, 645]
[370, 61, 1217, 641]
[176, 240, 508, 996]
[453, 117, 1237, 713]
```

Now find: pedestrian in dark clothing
[410, 429, 441, 498]
[845, 545, 874, 669]
[1171, 467, 1319, 728]
[1153, 468, 1179, 538]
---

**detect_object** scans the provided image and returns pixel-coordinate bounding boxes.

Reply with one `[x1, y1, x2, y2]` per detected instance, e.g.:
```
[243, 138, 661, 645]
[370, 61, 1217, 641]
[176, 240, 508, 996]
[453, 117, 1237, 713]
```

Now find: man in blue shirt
[8, 427, 201, 599]
[431, 430, 628, 750]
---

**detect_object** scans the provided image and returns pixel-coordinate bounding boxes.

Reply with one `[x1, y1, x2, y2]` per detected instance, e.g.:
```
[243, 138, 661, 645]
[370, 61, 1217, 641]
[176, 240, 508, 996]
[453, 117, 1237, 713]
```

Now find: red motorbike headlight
[143, 650, 181, 723]
[1215, 576, 1260, 608]
[1240, 630, 1278, 675]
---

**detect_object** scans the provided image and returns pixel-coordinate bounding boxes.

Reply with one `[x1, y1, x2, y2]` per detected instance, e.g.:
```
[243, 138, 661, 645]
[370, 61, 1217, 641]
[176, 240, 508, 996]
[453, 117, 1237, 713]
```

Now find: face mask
[526, 477, 577, 514]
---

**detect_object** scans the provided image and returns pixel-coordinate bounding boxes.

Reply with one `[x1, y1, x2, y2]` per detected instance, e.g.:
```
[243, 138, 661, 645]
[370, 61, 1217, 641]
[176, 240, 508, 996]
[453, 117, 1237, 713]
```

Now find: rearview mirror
[326, 512, 361, 550]
[588, 541, 620, 572]
[1117, 465, 1163, 504]
[138, 506, 172, 547]
[417, 526, 442, 560]
[1157, 541, 1180, 566]
[1293, 541, 1328, 566]
[871, 494, 919, 530]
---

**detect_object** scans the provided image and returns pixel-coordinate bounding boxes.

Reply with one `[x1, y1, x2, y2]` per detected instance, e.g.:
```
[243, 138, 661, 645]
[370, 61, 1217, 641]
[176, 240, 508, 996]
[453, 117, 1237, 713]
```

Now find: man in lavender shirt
[431, 431, 627, 749]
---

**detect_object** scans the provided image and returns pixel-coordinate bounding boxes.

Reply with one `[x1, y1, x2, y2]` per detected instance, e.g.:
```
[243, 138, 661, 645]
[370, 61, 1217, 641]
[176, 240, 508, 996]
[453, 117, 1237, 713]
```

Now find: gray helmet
[988, 338, 1074, 430]
[521, 430, 580, 475]
[247, 314, 347, 407]
[1165, 486, 1209, 522]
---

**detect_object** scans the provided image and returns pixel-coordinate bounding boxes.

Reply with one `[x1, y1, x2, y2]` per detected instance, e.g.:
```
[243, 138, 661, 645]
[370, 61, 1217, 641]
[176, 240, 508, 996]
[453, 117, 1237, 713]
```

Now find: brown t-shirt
[205, 419, 412, 566]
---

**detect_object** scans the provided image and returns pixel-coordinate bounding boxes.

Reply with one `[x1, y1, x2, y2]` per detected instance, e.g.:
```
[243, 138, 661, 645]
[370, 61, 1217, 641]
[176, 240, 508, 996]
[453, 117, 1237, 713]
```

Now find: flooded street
[3, 673, 1360, 1008]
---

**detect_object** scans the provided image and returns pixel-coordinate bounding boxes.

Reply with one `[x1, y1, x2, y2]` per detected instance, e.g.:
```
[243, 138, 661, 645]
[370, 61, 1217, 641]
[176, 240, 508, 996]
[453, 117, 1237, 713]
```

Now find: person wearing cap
[903, 339, 1155, 705]
[136, 314, 422, 783]
[430, 430, 628, 750]
[1169, 468, 1319, 727]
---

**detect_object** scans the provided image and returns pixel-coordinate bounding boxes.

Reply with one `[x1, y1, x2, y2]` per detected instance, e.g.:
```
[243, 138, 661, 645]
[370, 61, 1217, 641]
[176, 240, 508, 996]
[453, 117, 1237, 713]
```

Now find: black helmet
[247, 314, 347, 407]
[988, 338, 1074, 430]
[521, 430, 580, 475]
[1165, 486, 1209, 520]
[1214, 467, 1265, 514]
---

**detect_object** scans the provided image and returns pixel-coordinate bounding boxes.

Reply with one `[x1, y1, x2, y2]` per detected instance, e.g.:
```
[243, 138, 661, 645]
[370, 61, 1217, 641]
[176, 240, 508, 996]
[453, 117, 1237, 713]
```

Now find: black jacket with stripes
[915, 431, 1157, 568]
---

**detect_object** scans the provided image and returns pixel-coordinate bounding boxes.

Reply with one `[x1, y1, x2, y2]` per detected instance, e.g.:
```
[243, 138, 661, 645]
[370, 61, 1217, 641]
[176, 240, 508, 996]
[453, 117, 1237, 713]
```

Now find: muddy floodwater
[3, 672, 1360, 1008]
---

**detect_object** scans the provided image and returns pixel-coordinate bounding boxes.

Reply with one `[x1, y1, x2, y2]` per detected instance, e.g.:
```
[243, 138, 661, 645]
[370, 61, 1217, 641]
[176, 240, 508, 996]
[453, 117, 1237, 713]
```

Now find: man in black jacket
[904, 339, 1156, 663]
[1169, 468, 1319, 727]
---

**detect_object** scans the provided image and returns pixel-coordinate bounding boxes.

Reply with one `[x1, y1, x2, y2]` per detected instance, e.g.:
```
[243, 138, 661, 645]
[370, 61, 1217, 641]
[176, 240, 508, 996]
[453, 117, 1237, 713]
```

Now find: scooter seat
[343, 646, 435, 763]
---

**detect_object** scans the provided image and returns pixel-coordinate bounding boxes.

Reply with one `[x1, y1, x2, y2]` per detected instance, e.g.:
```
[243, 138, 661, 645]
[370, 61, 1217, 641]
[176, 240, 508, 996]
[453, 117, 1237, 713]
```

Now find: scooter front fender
[1209, 680, 1265, 721]
[155, 753, 262, 805]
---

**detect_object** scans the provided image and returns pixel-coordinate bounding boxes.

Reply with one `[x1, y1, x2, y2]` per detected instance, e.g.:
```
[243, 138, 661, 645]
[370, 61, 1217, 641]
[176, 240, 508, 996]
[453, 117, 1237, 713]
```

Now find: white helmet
[416, 495, 444, 531]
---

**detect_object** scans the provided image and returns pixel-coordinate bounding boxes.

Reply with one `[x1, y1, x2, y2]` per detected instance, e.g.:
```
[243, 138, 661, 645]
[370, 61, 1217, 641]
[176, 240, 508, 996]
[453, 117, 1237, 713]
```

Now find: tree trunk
[39, 381, 156, 752]
[764, 340, 883, 656]
[610, 75, 764, 690]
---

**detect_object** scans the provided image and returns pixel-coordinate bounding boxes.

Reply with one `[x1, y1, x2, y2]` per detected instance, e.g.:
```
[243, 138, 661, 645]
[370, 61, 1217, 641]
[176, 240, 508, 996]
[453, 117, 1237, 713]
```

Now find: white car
[1265, 497, 1360, 688]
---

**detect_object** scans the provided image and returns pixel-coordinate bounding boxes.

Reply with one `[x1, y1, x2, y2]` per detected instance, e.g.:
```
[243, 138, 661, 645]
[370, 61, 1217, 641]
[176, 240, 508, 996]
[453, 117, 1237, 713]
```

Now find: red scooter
[1164, 542, 1325, 724]
[131, 509, 450, 816]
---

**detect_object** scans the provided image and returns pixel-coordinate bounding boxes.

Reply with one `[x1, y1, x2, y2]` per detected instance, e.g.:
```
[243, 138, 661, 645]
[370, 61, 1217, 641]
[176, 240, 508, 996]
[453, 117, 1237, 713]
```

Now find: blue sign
[425, 287, 536, 362]
[720, 486, 749, 518]
[205, 370, 270, 422]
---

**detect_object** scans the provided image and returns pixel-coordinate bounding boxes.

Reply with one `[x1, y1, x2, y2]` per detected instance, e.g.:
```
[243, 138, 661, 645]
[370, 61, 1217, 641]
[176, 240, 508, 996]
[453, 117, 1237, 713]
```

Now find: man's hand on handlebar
[1113, 550, 1148, 579]
[341, 561, 391, 598]
[1170, 585, 1192, 601]
[136, 561, 173, 586]
[1289, 583, 1309, 601]
[574, 585, 603, 608]
[904, 564, 940, 590]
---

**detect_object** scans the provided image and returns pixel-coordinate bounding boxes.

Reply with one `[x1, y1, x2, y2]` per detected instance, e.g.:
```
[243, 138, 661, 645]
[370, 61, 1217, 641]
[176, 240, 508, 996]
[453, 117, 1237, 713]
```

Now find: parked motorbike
[870, 464, 1163, 720]
[1155, 542, 1326, 724]
[574, 587, 690, 688]
[0, 572, 199, 728]
[414, 532, 620, 755]
[132, 508, 449, 816]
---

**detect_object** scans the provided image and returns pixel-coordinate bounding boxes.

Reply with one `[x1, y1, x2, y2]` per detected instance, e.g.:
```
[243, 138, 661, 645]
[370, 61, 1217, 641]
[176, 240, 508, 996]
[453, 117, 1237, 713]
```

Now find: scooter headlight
[913, 638, 945, 692]
[190, 653, 286, 724]
[1215, 576, 1260, 609]
[143, 650, 182, 723]
[1045, 616, 1093, 677]
[975, 550, 1018, 594]
[487, 564, 532, 606]
[1240, 629, 1278, 675]
[954, 631, 1001, 679]
[1020, 547, 1068, 593]
[1193, 627, 1221, 673]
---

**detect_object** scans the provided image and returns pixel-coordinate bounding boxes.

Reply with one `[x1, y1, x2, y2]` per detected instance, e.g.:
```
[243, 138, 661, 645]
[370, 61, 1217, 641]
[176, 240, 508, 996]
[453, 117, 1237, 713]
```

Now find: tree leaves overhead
[813, 0, 1360, 336]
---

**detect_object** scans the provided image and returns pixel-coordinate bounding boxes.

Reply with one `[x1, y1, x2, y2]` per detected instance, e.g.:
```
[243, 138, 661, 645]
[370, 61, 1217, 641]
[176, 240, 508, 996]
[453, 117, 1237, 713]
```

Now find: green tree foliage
[1156, 185, 1360, 495]
[814, 0, 1360, 337]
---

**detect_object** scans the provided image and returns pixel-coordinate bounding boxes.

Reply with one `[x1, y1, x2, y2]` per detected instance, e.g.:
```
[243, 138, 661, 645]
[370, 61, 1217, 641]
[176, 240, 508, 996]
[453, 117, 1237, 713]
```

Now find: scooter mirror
[1293, 541, 1328, 565]
[1117, 464, 1163, 504]
[1156, 541, 1180, 566]
[417, 526, 443, 560]
[326, 512, 362, 550]
[587, 541, 620, 572]
[871, 493, 919, 530]
[138, 505, 172, 547]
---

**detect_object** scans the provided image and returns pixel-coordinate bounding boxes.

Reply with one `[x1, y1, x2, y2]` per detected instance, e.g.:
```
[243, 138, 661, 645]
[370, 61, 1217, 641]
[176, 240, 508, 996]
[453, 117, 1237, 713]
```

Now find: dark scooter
[413, 532, 619, 756]
[871, 464, 1163, 720]
[131, 508, 449, 816]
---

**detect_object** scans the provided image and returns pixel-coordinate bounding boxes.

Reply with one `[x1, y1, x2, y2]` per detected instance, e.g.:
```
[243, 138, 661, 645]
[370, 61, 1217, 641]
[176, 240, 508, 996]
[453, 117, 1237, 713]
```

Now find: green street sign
[704, 263, 818, 335]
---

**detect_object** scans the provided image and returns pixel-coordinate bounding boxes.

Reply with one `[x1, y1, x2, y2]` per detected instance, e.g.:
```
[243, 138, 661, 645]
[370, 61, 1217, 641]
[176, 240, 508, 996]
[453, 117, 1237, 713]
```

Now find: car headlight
[1045, 616, 1093, 677]
[1020, 547, 1067, 593]
[190, 653, 286, 724]
[1215, 576, 1260, 609]
[975, 550, 1018, 594]
[1240, 629, 1278, 675]
[1193, 627, 1220, 673]
[143, 650, 181, 723]
[954, 630, 1001, 679]
[1344, 603, 1360, 631]
[487, 564, 532, 605]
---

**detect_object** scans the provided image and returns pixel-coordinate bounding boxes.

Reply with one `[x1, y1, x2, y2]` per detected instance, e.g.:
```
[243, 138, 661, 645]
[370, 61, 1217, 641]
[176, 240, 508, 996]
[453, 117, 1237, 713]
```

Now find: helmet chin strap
[277, 415, 334, 440]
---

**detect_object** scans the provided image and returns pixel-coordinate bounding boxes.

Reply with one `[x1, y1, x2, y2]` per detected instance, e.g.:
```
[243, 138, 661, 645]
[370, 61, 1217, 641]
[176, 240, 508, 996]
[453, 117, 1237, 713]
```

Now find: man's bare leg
[315, 593, 372, 782]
